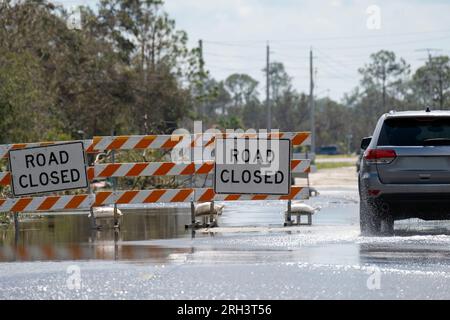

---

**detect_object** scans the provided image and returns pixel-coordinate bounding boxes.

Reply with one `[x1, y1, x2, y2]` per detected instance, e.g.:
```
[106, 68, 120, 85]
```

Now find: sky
[64, 0, 450, 102]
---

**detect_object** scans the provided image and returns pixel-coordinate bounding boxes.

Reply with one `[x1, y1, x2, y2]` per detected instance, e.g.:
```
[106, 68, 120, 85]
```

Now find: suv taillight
[364, 149, 397, 164]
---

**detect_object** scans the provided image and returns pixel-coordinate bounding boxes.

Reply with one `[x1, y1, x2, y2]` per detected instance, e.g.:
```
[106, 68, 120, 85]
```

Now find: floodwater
[2, 184, 450, 299]
[0, 207, 193, 262]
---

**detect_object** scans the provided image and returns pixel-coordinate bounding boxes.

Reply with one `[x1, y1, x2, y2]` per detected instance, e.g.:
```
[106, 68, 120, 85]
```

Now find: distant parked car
[359, 109, 450, 236]
[318, 145, 340, 155]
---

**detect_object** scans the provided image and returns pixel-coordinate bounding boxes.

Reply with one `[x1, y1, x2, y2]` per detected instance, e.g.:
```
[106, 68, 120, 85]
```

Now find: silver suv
[359, 109, 450, 236]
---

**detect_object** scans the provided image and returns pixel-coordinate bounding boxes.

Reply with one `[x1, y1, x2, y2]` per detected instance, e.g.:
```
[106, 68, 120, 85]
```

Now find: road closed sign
[214, 138, 291, 195]
[8, 141, 88, 196]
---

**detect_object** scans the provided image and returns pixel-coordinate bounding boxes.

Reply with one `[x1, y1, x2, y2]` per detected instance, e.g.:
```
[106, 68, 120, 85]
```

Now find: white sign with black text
[214, 138, 291, 195]
[8, 141, 88, 196]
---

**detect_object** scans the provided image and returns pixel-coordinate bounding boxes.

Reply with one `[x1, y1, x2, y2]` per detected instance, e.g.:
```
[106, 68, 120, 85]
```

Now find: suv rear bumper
[361, 173, 450, 194]
[361, 174, 450, 219]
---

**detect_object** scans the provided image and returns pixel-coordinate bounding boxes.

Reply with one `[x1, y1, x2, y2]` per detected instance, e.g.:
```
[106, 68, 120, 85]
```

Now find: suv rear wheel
[360, 198, 394, 236]
[360, 199, 381, 236]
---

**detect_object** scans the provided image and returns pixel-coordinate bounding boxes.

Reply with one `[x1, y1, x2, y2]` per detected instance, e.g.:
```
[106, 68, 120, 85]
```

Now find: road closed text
[214, 138, 291, 195]
[18, 151, 82, 188]
[219, 169, 284, 185]
[8, 142, 88, 196]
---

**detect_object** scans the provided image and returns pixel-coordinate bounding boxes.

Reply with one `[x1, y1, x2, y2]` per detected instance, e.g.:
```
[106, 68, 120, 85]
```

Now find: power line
[203, 41, 263, 49]
[204, 51, 266, 61]
[202, 28, 450, 44]
[312, 35, 450, 50]
[315, 48, 360, 76]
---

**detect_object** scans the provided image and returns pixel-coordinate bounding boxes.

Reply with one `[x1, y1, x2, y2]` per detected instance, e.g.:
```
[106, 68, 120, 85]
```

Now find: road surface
[1, 167, 450, 299]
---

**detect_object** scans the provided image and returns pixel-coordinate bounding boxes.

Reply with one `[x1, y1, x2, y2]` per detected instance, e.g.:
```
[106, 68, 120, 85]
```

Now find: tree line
[1, 0, 450, 154]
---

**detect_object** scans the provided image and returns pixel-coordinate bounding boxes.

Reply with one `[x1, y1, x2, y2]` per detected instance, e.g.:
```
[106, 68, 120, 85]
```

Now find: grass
[316, 162, 356, 170]
[0, 212, 10, 225]
[315, 154, 355, 159]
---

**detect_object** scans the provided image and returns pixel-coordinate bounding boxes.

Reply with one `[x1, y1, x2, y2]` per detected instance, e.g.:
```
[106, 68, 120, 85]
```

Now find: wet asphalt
[1, 183, 450, 299]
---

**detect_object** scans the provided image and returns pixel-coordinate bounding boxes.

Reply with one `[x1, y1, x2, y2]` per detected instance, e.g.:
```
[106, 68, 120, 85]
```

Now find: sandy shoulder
[306, 166, 358, 189]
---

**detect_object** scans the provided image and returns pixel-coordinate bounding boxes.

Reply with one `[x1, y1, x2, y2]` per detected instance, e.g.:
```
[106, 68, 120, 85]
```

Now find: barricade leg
[14, 212, 19, 244]
[209, 200, 216, 227]
[89, 207, 97, 229]
[111, 146, 119, 228]
[284, 200, 293, 226]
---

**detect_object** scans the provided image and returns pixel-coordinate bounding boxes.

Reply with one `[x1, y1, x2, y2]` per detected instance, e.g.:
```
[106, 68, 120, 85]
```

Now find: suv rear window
[377, 117, 450, 146]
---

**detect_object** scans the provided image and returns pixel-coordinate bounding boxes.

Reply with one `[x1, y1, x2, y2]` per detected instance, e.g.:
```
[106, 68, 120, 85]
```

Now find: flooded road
[1, 168, 450, 299]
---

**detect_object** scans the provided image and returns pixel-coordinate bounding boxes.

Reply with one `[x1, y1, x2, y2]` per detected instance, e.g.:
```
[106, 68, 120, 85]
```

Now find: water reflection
[358, 220, 450, 266]
[0, 207, 193, 262]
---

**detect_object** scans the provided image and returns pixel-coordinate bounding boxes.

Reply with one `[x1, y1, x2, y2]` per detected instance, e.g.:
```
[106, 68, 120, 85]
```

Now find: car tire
[359, 198, 382, 236]
[380, 215, 394, 236]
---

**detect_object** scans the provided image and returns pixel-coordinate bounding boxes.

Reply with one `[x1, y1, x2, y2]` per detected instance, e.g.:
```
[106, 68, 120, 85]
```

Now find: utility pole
[266, 43, 271, 131]
[309, 48, 315, 153]
[416, 48, 442, 109]
[199, 39, 205, 117]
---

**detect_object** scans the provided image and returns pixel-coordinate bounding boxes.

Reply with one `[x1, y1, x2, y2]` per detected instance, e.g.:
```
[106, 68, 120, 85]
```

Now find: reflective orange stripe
[292, 132, 309, 145]
[161, 136, 183, 149]
[196, 162, 214, 174]
[134, 136, 156, 149]
[65, 195, 88, 209]
[11, 198, 32, 212]
[291, 160, 301, 169]
[37, 196, 60, 211]
[99, 163, 121, 177]
[144, 190, 166, 203]
[269, 132, 283, 139]
[87, 167, 95, 180]
[126, 163, 148, 176]
[179, 163, 195, 175]
[11, 143, 27, 150]
[153, 162, 175, 176]
[88, 137, 102, 152]
[171, 189, 193, 202]
[225, 194, 240, 201]
[116, 191, 139, 204]
[198, 189, 215, 202]
[0, 173, 11, 186]
[280, 187, 301, 200]
[252, 195, 268, 200]
[204, 137, 216, 148]
[94, 192, 112, 206]
[39, 141, 54, 146]
[106, 136, 128, 150]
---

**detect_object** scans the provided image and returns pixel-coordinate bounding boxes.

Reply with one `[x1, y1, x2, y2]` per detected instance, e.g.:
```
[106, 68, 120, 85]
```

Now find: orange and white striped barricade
[0, 194, 94, 213]
[0, 131, 313, 228]
[0, 160, 310, 186]
[93, 189, 195, 206]
[0, 140, 94, 159]
[194, 187, 309, 202]
[90, 161, 215, 179]
[0, 189, 194, 213]
[88, 132, 311, 152]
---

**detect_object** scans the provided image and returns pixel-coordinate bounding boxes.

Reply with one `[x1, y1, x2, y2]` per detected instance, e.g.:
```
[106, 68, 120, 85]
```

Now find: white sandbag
[195, 202, 225, 216]
[91, 207, 123, 219]
[287, 202, 317, 214]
